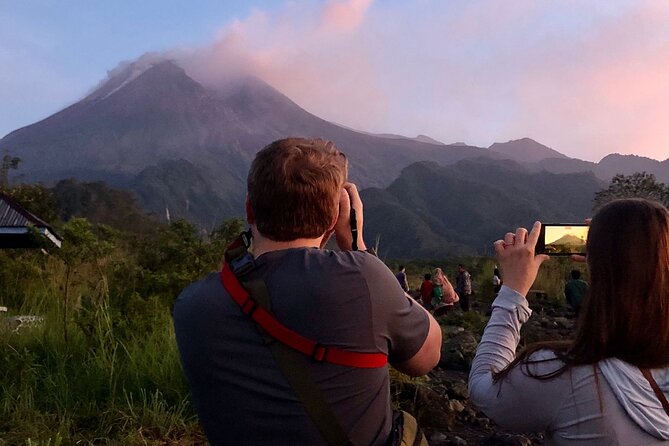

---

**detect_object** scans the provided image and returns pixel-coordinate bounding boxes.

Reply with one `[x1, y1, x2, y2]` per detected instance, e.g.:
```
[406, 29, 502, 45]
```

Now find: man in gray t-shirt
[173, 138, 441, 446]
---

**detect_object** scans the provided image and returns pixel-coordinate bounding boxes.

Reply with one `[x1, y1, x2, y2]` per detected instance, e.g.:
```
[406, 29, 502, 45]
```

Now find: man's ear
[245, 196, 255, 224]
[328, 208, 338, 232]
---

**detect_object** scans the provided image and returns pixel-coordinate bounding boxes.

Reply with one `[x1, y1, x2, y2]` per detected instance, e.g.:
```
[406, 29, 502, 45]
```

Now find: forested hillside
[362, 158, 604, 258]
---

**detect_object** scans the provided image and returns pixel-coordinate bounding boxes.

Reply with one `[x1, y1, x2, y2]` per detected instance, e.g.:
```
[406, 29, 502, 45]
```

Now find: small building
[0, 192, 62, 248]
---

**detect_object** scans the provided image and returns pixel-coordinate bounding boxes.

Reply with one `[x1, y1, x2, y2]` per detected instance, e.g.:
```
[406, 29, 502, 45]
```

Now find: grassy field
[0, 254, 202, 445]
[0, 217, 583, 445]
[0, 218, 217, 445]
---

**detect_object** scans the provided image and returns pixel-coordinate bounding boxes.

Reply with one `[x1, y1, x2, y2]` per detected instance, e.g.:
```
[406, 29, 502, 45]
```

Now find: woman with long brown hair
[469, 199, 669, 444]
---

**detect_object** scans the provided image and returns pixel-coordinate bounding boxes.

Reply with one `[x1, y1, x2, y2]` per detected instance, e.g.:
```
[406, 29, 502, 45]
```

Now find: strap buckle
[240, 229, 252, 248]
[241, 297, 258, 316]
[229, 252, 256, 278]
[311, 344, 328, 363]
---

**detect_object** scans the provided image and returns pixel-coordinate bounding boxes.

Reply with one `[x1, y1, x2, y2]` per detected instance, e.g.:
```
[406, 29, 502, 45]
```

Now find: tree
[208, 218, 245, 256]
[0, 154, 20, 188]
[2, 183, 58, 223]
[54, 218, 114, 341]
[594, 172, 669, 210]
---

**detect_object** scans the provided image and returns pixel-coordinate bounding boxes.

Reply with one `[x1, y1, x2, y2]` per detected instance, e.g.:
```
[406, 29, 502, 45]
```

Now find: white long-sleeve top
[469, 286, 669, 445]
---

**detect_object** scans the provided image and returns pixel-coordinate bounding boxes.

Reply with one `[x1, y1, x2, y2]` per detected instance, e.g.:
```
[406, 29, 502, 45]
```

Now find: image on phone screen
[537, 224, 589, 255]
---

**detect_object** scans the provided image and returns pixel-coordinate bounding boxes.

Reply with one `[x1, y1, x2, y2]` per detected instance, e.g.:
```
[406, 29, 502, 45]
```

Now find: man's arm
[402, 274, 410, 292]
[334, 182, 441, 376]
[392, 307, 441, 376]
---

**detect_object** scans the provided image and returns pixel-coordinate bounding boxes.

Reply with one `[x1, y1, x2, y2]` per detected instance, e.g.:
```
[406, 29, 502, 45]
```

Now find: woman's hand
[334, 182, 366, 251]
[494, 221, 549, 296]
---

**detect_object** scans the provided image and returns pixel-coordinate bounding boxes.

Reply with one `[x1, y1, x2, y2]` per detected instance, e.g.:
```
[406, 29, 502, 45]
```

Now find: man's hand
[493, 222, 549, 296]
[334, 182, 366, 251]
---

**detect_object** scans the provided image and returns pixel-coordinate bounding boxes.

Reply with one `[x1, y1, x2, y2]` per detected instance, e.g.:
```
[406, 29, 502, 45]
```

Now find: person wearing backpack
[173, 138, 441, 446]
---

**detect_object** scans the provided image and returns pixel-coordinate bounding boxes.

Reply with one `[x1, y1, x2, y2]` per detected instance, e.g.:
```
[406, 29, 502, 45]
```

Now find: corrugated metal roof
[0, 193, 51, 228]
[0, 193, 62, 248]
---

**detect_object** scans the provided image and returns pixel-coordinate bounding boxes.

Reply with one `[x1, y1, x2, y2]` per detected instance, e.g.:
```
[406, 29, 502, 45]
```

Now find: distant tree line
[594, 171, 669, 209]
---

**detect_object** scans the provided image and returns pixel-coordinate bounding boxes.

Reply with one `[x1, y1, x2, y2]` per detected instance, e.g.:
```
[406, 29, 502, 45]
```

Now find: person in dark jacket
[564, 269, 588, 315]
[455, 264, 473, 311]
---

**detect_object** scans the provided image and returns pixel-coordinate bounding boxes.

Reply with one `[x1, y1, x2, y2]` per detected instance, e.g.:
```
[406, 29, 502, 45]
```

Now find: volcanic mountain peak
[86, 54, 174, 102]
[489, 137, 569, 162]
[550, 234, 586, 245]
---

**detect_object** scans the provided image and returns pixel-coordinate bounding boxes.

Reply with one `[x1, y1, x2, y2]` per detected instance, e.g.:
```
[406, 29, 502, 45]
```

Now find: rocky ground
[396, 295, 576, 445]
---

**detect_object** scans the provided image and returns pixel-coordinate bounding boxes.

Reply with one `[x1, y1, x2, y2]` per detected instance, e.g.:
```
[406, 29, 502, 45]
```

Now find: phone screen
[536, 224, 589, 255]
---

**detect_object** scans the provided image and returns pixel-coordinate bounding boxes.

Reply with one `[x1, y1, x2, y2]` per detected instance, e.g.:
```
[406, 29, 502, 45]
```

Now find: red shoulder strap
[220, 263, 387, 369]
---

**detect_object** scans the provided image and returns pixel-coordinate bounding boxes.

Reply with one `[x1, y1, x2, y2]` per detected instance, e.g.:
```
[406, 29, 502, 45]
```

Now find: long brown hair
[495, 198, 669, 381]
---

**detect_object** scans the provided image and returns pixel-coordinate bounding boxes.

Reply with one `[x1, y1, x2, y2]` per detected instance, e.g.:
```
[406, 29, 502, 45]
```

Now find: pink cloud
[509, 1, 669, 161]
[321, 0, 374, 33]
[177, 0, 669, 162]
[179, 0, 387, 131]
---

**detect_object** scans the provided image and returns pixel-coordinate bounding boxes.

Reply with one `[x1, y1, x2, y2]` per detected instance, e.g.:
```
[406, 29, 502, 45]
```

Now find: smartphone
[536, 223, 589, 256]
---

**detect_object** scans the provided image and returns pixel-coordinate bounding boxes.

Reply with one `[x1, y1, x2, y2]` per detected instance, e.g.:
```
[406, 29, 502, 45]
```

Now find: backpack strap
[640, 368, 669, 417]
[220, 232, 386, 446]
[220, 264, 387, 368]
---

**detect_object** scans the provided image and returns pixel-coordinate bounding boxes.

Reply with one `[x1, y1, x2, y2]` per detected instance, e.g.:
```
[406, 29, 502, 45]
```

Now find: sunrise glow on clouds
[2, 0, 669, 162]
[177, 0, 669, 162]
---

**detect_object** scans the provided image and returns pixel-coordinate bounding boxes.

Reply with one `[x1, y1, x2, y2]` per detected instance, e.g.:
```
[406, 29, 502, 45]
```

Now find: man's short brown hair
[247, 137, 347, 241]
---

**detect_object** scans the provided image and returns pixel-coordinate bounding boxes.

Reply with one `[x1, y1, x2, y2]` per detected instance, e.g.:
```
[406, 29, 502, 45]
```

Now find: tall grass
[0, 245, 203, 445]
[0, 299, 201, 445]
[0, 219, 585, 444]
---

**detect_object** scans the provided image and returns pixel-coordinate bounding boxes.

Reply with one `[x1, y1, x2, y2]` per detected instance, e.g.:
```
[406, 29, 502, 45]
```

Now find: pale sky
[2, 0, 669, 162]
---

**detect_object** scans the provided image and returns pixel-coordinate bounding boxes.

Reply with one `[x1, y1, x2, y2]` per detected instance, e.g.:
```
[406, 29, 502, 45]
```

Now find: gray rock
[430, 432, 469, 446]
[442, 325, 465, 337]
[429, 432, 449, 444]
[475, 417, 491, 429]
[483, 432, 532, 446]
[553, 317, 571, 329]
[446, 435, 468, 446]
[446, 379, 469, 400]
[440, 331, 479, 371]
[448, 400, 465, 413]
[4, 315, 43, 333]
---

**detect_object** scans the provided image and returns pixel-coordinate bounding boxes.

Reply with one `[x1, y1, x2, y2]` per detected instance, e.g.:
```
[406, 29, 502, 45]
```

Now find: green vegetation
[0, 183, 243, 444]
[0, 170, 659, 443]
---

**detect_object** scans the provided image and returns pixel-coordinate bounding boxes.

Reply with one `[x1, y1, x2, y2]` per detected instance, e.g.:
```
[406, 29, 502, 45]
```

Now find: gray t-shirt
[173, 248, 429, 446]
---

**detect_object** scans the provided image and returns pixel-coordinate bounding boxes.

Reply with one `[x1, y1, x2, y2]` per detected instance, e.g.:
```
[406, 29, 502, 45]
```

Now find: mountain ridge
[1, 55, 667, 256]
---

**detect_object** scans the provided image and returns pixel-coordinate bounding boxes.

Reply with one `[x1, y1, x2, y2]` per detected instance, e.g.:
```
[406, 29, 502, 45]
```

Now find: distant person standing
[456, 264, 473, 312]
[432, 268, 459, 316]
[420, 273, 434, 308]
[493, 268, 503, 294]
[395, 265, 410, 292]
[564, 269, 588, 315]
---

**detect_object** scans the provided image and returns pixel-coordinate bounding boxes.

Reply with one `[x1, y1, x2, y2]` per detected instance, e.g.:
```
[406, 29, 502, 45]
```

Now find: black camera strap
[350, 209, 359, 251]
